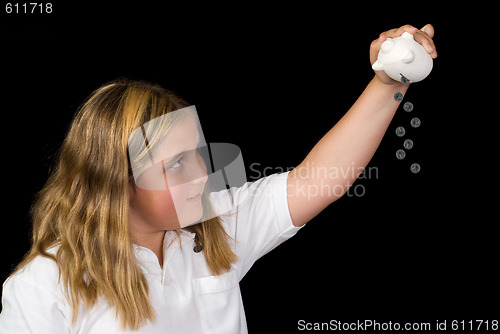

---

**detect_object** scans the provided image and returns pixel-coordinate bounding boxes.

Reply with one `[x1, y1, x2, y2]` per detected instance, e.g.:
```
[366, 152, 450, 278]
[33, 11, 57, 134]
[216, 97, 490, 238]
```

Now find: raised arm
[287, 24, 437, 227]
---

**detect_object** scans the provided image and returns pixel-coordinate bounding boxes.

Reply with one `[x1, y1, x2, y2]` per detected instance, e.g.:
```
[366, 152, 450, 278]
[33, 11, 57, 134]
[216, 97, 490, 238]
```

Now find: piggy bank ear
[401, 32, 414, 39]
[402, 50, 415, 64]
[372, 60, 384, 71]
[380, 39, 395, 53]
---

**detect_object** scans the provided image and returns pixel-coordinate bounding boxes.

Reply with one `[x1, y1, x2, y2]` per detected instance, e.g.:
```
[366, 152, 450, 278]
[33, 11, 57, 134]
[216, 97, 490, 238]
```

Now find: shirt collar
[133, 229, 196, 273]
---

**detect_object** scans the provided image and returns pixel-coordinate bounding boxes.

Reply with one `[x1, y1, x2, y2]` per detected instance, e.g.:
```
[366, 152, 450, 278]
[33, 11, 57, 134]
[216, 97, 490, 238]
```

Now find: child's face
[129, 113, 208, 231]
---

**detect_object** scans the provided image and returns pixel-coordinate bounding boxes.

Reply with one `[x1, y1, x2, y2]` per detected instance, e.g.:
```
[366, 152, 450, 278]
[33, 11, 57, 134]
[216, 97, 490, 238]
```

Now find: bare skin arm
[287, 24, 437, 227]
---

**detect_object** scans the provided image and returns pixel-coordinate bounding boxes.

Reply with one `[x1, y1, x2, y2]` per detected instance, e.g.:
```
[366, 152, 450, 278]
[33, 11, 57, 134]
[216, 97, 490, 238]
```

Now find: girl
[0, 24, 437, 333]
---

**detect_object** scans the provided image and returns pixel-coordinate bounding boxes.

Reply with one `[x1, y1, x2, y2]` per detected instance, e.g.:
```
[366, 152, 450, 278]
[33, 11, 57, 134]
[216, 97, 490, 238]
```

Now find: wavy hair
[12, 79, 238, 330]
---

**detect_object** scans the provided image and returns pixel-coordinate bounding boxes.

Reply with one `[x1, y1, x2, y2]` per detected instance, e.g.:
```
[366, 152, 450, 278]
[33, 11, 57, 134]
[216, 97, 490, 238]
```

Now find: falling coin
[403, 102, 413, 112]
[410, 117, 421, 128]
[394, 92, 404, 102]
[403, 139, 414, 150]
[410, 163, 421, 174]
[395, 126, 406, 137]
[396, 149, 406, 160]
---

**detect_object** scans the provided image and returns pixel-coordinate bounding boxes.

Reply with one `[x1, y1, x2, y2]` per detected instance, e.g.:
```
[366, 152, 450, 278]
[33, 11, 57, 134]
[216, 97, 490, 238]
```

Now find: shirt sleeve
[0, 264, 69, 334]
[213, 171, 303, 280]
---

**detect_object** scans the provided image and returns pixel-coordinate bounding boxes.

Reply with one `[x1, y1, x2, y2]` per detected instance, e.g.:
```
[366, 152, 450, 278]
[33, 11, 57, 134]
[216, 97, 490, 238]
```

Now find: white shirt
[0, 172, 302, 333]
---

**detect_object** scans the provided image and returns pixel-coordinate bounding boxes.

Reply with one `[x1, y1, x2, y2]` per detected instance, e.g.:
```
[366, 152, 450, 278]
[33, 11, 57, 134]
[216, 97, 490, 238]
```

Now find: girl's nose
[189, 153, 208, 185]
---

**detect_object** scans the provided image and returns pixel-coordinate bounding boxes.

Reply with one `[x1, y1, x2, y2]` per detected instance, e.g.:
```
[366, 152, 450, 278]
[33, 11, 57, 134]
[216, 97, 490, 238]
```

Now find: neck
[129, 221, 166, 267]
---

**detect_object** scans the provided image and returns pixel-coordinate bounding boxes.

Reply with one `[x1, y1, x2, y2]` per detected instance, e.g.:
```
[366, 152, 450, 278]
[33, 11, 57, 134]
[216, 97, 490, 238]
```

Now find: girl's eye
[169, 159, 182, 170]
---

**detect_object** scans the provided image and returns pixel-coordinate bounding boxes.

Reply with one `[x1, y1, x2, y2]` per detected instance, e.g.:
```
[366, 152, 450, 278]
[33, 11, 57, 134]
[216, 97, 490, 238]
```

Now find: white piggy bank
[372, 32, 433, 83]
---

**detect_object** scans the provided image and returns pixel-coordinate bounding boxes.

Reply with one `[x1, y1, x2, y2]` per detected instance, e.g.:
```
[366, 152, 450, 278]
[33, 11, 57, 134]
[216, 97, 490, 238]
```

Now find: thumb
[370, 34, 387, 64]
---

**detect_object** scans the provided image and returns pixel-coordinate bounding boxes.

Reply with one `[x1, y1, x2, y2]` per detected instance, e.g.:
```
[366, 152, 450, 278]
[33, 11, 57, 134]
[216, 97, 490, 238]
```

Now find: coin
[403, 139, 413, 150]
[410, 117, 421, 128]
[394, 92, 404, 101]
[403, 102, 413, 112]
[400, 75, 411, 84]
[396, 149, 406, 160]
[410, 163, 421, 174]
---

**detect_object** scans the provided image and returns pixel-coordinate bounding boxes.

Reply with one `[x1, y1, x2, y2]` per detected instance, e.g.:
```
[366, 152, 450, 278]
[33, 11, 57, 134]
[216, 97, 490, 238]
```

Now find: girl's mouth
[186, 194, 202, 203]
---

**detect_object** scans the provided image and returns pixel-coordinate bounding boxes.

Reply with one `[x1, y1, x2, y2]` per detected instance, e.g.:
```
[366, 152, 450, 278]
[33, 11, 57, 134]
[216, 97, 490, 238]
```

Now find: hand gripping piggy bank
[372, 32, 433, 83]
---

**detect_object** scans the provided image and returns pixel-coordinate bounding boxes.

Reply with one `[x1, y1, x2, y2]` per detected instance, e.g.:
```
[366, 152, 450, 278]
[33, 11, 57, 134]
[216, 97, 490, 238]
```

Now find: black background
[0, 3, 497, 333]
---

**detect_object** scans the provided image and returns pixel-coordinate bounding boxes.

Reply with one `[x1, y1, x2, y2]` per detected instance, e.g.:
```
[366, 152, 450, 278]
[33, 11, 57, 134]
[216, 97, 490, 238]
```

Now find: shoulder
[210, 171, 290, 216]
[0, 247, 71, 331]
[212, 172, 294, 232]
[4, 246, 62, 297]
[211, 172, 302, 276]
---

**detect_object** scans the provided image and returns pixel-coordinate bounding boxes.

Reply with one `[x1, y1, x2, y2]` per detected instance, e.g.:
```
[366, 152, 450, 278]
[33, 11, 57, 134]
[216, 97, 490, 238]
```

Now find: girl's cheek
[168, 183, 188, 209]
[134, 187, 181, 230]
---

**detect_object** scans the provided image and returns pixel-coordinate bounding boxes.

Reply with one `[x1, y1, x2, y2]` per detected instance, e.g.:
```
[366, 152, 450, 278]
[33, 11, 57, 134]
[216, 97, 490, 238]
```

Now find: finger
[381, 24, 418, 39]
[413, 31, 434, 53]
[371, 34, 387, 50]
[369, 34, 387, 64]
[414, 30, 437, 58]
[420, 24, 435, 38]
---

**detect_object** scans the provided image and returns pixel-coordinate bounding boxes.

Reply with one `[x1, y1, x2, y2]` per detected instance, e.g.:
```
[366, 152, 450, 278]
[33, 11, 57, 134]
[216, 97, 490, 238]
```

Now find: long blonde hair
[12, 78, 238, 330]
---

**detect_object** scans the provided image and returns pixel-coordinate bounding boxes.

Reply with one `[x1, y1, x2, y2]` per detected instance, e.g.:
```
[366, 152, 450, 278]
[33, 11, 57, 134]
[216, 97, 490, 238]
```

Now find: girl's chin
[177, 206, 204, 228]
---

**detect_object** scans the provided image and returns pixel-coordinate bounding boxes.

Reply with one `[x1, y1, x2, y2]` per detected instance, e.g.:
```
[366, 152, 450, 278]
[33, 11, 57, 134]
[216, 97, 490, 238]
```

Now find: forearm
[307, 76, 407, 180]
[287, 76, 408, 224]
